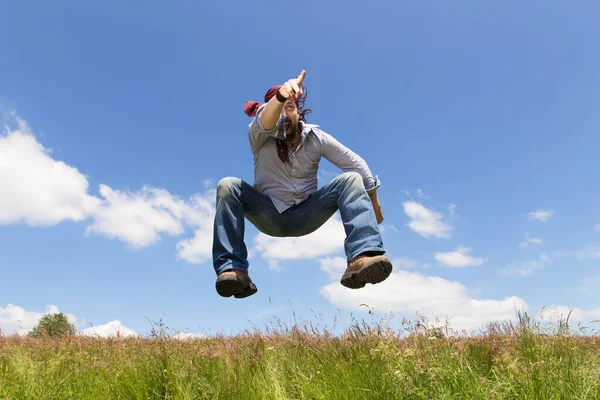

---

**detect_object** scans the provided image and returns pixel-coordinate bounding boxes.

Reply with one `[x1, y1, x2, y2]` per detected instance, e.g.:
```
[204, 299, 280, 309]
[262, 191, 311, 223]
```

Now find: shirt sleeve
[248, 104, 286, 153]
[317, 129, 381, 192]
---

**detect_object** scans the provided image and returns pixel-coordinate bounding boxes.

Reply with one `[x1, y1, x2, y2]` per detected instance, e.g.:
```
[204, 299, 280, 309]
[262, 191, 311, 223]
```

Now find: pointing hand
[279, 70, 306, 100]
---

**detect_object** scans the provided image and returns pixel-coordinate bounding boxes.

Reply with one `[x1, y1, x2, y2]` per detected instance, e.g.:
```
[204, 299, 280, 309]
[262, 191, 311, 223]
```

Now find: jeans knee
[340, 172, 363, 188]
[217, 177, 241, 198]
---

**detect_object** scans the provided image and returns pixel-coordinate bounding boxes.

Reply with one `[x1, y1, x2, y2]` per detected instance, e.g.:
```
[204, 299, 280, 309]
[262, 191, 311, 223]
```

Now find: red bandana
[244, 85, 298, 117]
[276, 140, 288, 163]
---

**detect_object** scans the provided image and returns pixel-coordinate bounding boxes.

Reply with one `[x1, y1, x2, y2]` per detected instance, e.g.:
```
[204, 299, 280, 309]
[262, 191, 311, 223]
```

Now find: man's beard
[284, 120, 298, 142]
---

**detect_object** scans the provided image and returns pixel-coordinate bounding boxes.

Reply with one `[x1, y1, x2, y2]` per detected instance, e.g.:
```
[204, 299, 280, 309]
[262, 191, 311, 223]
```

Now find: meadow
[1, 311, 599, 399]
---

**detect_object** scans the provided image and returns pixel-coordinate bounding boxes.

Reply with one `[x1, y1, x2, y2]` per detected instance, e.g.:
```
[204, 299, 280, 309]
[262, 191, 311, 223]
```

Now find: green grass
[1, 312, 599, 399]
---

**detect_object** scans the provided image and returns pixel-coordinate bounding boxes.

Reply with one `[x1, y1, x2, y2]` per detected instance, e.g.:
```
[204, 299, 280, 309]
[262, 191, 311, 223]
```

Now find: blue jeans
[212, 172, 385, 275]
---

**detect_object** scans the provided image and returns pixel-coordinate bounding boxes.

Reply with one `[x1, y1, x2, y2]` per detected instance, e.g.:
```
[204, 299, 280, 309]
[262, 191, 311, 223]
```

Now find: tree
[28, 312, 76, 338]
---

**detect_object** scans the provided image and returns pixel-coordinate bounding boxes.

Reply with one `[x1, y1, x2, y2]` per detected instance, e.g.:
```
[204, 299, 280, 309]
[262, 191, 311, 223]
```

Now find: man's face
[282, 100, 299, 141]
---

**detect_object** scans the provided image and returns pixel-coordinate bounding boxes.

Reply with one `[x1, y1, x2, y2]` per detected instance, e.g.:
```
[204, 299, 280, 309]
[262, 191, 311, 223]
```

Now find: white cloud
[87, 185, 216, 254]
[536, 305, 600, 326]
[252, 214, 345, 265]
[403, 201, 452, 239]
[173, 192, 216, 264]
[528, 209, 554, 222]
[435, 246, 485, 267]
[80, 320, 136, 337]
[174, 332, 206, 340]
[0, 117, 101, 226]
[85, 186, 216, 258]
[86, 185, 185, 248]
[176, 227, 213, 264]
[320, 257, 347, 279]
[0, 304, 80, 336]
[1, 112, 218, 263]
[519, 233, 543, 248]
[392, 257, 417, 269]
[319, 264, 527, 333]
[416, 189, 427, 199]
[499, 252, 564, 277]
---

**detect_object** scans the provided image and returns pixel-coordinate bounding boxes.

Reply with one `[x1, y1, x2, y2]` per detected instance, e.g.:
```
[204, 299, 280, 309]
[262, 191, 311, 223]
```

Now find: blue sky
[1, 0, 599, 337]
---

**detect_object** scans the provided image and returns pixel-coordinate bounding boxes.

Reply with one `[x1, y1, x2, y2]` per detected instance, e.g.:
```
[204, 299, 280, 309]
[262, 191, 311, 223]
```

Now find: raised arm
[260, 70, 306, 130]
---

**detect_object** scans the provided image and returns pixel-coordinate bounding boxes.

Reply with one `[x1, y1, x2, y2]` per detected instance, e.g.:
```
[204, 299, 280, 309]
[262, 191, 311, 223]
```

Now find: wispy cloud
[519, 233, 543, 248]
[577, 245, 600, 260]
[528, 209, 554, 222]
[435, 246, 485, 267]
[576, 274, 600, 298]
[448, 204, 458, 217]
[266, 260, 283, 271]
[403, 201, 452, 239]
[380, 224, 400, 235]
[499, 252, 564, 277]
[392, 257, 418, 269]
[319, 257, 348, 280]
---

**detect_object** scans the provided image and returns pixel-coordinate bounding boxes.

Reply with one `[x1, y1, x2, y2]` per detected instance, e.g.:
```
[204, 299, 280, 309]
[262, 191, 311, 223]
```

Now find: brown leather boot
[215, 270, 258, 298]
[341, 253, 393, 289]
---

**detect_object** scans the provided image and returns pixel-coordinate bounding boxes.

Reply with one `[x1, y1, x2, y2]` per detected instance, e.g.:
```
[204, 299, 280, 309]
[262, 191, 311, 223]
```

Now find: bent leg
[212, 177, 282, 275]
[288, 172, 385, 261]
[334, 172, 385, 261]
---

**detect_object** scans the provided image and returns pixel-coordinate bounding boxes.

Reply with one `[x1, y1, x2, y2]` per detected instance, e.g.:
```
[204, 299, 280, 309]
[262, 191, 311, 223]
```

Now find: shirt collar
[294, 121, 317, 146]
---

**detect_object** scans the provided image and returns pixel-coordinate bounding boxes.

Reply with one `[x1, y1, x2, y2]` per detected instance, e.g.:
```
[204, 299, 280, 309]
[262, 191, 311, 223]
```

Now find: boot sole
[216, 278, 258, 298]
[340, 258, 392, 289]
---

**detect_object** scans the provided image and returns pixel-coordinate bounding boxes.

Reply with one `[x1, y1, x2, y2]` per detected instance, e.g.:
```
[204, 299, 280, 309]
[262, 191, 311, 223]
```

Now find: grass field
[1, 311, 599, 399]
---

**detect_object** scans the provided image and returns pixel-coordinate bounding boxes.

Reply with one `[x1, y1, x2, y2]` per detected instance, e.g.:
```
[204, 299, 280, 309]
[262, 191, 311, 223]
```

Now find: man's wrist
[276, 89, 287, 103]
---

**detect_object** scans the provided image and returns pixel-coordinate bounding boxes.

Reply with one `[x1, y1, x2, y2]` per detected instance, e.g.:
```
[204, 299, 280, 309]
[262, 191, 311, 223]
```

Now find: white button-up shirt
[248, 104, 381, 213]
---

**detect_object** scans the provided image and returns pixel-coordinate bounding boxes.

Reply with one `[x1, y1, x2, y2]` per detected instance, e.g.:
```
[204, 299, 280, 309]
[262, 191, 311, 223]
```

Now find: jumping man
[213, 70, 393, 298]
